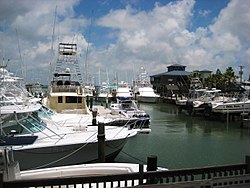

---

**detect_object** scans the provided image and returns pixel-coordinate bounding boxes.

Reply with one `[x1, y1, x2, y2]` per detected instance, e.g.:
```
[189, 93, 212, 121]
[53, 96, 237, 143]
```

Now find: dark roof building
[150, 64, 191, 97]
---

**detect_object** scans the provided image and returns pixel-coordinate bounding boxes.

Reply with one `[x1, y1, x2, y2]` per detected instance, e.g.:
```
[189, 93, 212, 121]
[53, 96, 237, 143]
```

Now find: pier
[1, 156, 250, 188]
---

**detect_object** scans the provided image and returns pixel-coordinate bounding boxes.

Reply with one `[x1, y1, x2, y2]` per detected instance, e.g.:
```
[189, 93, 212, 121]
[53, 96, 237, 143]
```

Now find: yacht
[0, 66, 137, 171]
[185, 88, 223, 115]
[212, 94, 250, 114]
[109, 99, 151, 133]
[133, 67, 160, 103]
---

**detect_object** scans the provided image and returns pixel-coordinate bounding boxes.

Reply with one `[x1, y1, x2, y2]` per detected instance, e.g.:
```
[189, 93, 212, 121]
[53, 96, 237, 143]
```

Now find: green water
[115, 103, 250, 169]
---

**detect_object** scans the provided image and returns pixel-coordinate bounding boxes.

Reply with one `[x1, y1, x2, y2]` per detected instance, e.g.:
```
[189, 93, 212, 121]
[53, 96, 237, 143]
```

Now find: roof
[167, 64, 186, 68]
[200, 69, 212, 73]
[151, 70, 190, 77]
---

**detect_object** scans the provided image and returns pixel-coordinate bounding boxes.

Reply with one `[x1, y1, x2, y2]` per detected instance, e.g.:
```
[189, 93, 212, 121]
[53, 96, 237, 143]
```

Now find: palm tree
[223, 67, 237, 92]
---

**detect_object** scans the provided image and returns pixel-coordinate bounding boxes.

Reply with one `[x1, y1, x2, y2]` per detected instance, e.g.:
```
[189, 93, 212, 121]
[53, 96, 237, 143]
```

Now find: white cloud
[0, 0, 249, 83]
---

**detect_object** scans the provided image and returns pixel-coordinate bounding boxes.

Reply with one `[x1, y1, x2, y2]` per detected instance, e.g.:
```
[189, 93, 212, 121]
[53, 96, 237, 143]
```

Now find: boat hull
[212, 101, 250, 114]
[137, 96, 159, 103]
[13, 138, 127, 170]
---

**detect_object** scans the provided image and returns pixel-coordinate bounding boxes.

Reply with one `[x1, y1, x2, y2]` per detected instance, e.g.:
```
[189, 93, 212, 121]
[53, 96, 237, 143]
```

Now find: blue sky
[77, 0, 230, 47]
[0, 0, 249, 84]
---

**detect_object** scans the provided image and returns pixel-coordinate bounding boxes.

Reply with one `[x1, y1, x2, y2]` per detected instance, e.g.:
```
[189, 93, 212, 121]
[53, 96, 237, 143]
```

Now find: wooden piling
[92, 109, 97, 126]
[147, 155, 158, 184]
[90, 97, 93, 111]
[98, 122, 105, 162]
[86, 95, 89, 107]
[147, 155, 157, 171]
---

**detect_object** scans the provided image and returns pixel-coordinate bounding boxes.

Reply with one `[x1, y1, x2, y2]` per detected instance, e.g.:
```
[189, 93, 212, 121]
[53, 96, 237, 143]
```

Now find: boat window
[38, 106, 55, 118]
[58, 96, 63, 103]
[64, 81, 70, 85]
[57, 80, 63, 85]
[66, 96, 82, 103]
[2, 113, 46, 135]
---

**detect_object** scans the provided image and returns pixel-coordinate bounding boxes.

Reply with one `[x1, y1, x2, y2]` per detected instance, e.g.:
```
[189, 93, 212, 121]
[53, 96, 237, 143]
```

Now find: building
[150, 64, 190, 97]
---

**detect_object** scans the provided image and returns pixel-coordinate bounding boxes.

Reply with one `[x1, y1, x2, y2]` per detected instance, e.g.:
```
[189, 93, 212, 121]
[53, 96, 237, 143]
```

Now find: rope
[27, 131, 98, 170]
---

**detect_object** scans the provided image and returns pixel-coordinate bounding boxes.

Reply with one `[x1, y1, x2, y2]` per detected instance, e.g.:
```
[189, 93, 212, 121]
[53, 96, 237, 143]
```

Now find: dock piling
[98, 122, 105, 162]
[147, 155, 158, 184]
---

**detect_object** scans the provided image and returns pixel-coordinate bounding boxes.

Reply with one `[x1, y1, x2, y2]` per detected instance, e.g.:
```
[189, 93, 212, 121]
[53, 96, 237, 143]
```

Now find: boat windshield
[2, 112, 46, 135]
[38, 105, 55, 118]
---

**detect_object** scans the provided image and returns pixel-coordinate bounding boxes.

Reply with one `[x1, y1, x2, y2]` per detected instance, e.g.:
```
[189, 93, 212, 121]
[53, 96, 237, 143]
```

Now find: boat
[134, 87, 160, 103]
[212, 94, 250, 114]
[0, 89, 137, 171]
[109, 99, 151, 133]
[1, 148, 167, 187]
[115, 81, 133, 100]
[97, 82, 113, 103]
[0, 66, 138, 171]
[185, 88, 223, 115]
[133, 67, 160, 103]
[190, 77, 203, 90]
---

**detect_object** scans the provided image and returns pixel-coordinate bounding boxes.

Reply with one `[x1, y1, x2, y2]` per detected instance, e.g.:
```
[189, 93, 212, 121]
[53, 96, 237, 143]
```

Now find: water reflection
[116, 102, 250, 169]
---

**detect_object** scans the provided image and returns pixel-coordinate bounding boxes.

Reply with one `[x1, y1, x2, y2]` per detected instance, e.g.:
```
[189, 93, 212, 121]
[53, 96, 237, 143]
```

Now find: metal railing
[1, 156, 250, 188]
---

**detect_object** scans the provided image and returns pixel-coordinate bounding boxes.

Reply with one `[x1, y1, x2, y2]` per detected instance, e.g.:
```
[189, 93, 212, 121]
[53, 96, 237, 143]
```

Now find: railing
[1, 156, 250, 188]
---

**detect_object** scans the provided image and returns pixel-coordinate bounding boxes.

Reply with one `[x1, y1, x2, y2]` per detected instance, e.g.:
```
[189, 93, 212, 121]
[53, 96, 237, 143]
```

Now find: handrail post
[139, 163, 144, 185]
[245, 155, 250, 174]
[0, 173, 3, 188]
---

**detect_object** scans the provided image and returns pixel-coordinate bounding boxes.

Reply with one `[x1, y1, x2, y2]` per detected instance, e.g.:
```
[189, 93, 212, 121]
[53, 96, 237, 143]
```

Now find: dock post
[90, 97, 93, 111]
[92, 109, 97, 126]
[105, 95, 108, 109]
[246, 155, 250, 174]
[86, 95, 89, 107]
[98, 122, 105, 162]
[147, 155, 158, 184]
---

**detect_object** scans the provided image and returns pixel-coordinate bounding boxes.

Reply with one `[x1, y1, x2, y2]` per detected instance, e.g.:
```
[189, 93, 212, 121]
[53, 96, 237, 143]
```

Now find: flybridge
[58, 43, 77, 56]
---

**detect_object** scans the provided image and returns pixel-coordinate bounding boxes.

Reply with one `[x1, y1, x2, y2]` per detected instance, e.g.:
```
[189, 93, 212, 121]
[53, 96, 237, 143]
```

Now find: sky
[0, 0, 249, 85]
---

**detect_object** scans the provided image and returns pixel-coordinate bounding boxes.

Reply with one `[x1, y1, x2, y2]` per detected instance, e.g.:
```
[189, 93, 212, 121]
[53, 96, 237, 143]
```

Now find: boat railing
[51, 85, 82, 93]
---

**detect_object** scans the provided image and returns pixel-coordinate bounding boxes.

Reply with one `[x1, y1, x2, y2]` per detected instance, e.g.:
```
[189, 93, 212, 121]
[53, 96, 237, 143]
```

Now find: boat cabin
[48, 73, 87, 114]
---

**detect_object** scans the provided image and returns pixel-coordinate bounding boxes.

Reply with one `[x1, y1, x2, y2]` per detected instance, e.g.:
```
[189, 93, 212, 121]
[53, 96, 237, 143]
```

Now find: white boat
[109, 99, 151, 133]
[185, 88, 223, 115]
[212, 94, 250, 114]
[115, 81, 133, 100]
[1, 96, 137, 171]
[97, 84, 113, 103]
[0, 67, 137, 171]
[134, 87, 160, 103]
[1, 148, 167, 187]
[133, 67, 159, 103]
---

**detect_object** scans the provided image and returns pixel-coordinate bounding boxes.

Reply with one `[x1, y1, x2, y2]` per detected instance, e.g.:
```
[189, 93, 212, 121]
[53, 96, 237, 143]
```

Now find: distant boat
[133, 66, 160, 103]
[115, 81, 133, 100]
[109, 99, 151, 133]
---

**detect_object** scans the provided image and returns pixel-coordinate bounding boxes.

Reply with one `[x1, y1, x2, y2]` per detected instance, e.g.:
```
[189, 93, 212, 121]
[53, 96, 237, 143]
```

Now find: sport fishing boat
[44, 43, 145, 132]
[0, 66, 137, 171]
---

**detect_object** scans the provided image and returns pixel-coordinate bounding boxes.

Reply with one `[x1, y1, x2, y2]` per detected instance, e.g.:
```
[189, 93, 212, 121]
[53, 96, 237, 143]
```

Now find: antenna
[84, 10, 94, 86]
[16, 29, 25, 81]
[49, 6, 57, 84]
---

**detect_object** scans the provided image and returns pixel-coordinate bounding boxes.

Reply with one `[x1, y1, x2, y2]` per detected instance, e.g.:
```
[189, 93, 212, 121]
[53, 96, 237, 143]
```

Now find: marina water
[115, 102, 250, 169]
